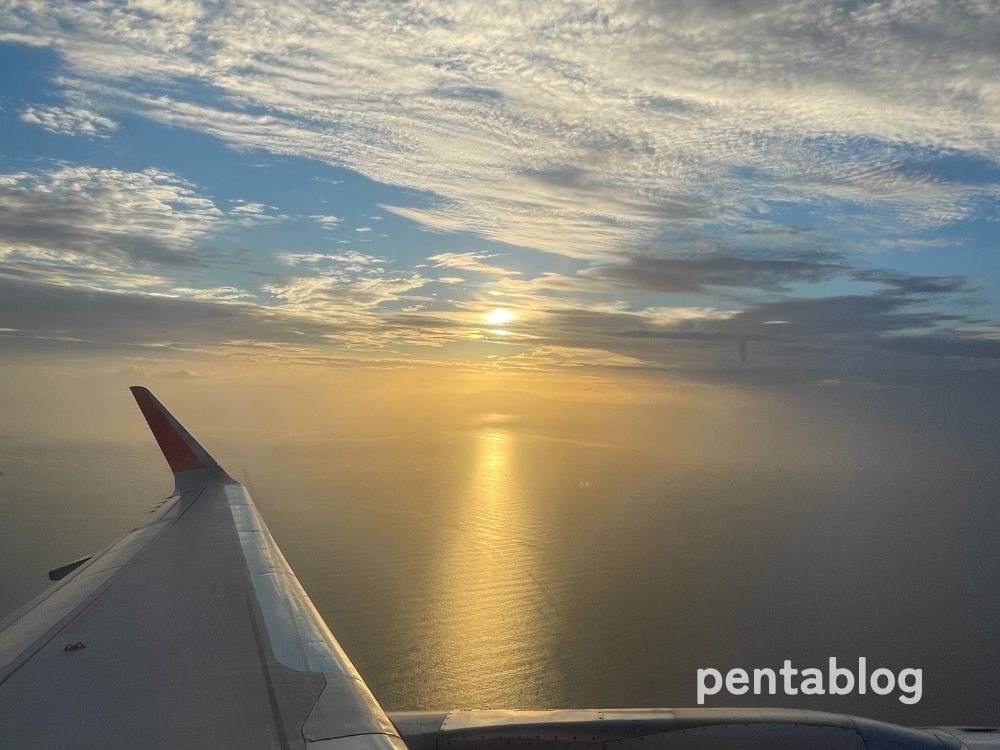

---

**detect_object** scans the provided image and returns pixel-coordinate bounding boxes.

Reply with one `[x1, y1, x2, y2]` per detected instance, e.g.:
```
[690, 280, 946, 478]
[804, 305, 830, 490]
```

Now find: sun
[484, 308, 515, 326]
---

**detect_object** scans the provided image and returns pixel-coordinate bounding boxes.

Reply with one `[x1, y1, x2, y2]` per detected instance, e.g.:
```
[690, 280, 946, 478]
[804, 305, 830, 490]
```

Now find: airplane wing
[0, 386, 406, 750]
[389, 709, 1000, 750]
[2, 388, 997, 750]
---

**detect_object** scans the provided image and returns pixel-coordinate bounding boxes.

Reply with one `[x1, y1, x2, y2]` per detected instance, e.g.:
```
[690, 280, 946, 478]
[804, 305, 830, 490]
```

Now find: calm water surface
[2, 395, 999, 727]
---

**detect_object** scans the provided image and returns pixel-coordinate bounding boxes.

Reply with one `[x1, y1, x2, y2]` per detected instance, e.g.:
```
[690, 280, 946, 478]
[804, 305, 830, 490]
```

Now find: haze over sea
[2, 368, 998, 728]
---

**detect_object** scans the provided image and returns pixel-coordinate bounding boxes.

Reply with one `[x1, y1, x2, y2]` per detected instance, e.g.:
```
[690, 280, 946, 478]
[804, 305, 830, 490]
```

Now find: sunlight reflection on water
[429, 430, 558, 706]
[3, 397, 1000, 726]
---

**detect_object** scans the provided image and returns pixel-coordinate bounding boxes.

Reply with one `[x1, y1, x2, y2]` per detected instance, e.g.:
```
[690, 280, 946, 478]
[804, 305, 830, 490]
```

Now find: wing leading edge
[0, 387, 405, 750]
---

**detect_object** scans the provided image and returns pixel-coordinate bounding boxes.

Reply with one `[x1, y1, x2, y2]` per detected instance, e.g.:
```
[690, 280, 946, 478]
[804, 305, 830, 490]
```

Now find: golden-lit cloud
[428, 252, 517, 277]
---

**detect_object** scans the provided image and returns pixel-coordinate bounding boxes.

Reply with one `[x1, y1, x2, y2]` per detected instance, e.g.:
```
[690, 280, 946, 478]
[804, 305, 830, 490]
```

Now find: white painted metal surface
[0, 495, 180, 673]
[224, 481, 401, 744]
[225, 483, 357, 676]
[0, 387, 403, 749]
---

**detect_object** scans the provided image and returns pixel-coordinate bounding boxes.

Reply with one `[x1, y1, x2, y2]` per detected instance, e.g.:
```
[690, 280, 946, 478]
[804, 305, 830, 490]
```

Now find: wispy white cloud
[229, 199, 287, 223]
[20, 104, 118, 136]
[500, 345, 652, 370]
[262, 271, 428, 316]
[280, 251, 383, 268]
[309, 214, 341, 227]
[4, 0, 996, 261]
[157, 286, 254, 302]
[0, 166, 224, 267]
[2, 0, 999, 376]
[0, 165, 279, 299]
[428, 251, 517, 276]
[230, 201, 268, 215]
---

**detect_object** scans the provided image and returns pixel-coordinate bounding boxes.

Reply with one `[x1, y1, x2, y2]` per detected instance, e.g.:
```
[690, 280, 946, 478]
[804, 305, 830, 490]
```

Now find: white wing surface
[0, 387, 405, 750]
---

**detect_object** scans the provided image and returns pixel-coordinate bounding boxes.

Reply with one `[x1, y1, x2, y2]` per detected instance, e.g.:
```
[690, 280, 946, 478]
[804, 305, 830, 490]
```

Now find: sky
[0, 0, 998, 388]
[4, 2, 1000, 724]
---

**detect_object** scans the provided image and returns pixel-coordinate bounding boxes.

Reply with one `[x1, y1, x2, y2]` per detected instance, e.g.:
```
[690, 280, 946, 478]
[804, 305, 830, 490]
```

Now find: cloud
[585, 253, 846, 294]
[0, 275, 322, 351]
[0, 166, 224, 268]
[1, 0, 998, 381]
[310, 214, 341, 227]
[721, 294, 960, 338]
[279, 251, 383, 268]
[159, 286, 254, 302]
[485, 268, 1000, 376]
[5, 0, 995, 261]
[499, 250, 975, 304]
[262, 270, 428, 316]
[428, 251, 517, 276]
[20, 104, 118, 136]
[0, 273, 439, 358]
[230, 202, 268, 215]
[503, 345, 653, 370]
[1, 262, 996, 383]
[849, 269, 971, 297]
[0, 164, 306, 304]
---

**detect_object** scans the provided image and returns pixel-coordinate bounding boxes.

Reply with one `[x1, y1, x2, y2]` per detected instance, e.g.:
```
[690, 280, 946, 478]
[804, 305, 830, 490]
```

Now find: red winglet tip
[130, 386, 205, 474]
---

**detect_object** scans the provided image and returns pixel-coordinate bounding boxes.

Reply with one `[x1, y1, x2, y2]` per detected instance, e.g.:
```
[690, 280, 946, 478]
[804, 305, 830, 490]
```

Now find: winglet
[130, 386, 231, 485]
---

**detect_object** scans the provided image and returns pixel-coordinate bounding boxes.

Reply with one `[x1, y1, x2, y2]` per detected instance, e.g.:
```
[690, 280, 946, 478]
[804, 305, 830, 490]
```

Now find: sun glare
[485, 308, 515, 326]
